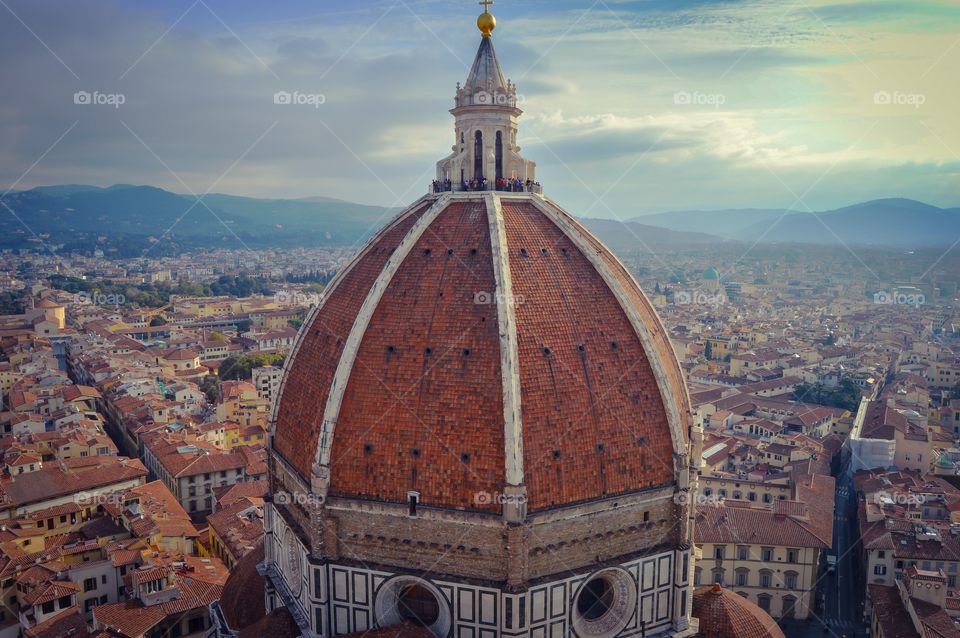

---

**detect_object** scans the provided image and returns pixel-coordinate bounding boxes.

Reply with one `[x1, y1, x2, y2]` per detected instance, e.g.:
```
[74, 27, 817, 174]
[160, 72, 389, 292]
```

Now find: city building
[140, 435, 266, 518]
[252, 365, 282, 407]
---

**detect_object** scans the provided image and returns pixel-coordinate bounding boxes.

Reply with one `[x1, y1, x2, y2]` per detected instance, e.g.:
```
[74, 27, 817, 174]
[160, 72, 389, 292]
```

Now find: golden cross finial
[477, 0, 496, 36]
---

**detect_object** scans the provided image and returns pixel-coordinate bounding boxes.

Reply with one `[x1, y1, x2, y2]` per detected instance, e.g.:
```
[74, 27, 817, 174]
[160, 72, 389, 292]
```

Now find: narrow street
[784, 453, 869, 638]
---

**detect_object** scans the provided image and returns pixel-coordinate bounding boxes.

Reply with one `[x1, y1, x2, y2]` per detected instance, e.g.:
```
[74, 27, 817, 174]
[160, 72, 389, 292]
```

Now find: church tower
[261, 4, 697, 638]
[435, 1, 536, 187]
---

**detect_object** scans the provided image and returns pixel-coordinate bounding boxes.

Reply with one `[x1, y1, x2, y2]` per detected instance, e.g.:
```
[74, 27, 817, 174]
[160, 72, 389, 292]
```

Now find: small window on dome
[407, 491, 420, 517]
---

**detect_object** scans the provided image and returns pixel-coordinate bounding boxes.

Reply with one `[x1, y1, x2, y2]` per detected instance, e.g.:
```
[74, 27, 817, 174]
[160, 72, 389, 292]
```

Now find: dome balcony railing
[430, 179, 542, 195]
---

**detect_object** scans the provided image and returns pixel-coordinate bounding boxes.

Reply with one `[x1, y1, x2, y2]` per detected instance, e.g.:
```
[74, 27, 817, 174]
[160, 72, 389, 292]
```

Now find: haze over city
[1, 3, 960, 638]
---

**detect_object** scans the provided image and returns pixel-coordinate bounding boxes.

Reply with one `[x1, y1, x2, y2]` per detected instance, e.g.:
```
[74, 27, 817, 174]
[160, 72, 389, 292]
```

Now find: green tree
[794, 378, 861, 412]
[704, 340, 713, 360]
[0, 289, 26, 315]
[219, 354, 286, 381]
[199, 376, 220, 403]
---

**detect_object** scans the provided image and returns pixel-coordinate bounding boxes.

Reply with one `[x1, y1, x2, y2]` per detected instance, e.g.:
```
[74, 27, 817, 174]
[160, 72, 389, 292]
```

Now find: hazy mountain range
[630, 198, 960, 247]
[1, 185, 956, 255]
[0, 184, 393, 255]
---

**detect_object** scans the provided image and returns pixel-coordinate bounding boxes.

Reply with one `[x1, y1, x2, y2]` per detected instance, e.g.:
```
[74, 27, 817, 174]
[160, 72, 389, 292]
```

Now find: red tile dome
[271, 193, 690, 513]
[692, 585, 786, 638]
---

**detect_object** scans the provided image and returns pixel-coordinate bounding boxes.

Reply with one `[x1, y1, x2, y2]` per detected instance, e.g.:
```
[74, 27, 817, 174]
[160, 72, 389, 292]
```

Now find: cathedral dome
[692, 585, 785, 638]
[265, 8, 697, 638]
[271, 193, 690, 513]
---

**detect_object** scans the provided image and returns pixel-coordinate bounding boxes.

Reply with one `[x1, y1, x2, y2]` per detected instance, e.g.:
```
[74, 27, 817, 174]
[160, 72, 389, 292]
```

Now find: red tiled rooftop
[693, 584, 785, 638]
[220, 540, 266, 631]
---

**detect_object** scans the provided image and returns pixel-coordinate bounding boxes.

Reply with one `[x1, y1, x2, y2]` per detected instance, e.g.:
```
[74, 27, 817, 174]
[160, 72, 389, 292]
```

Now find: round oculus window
[571, 568, 637, 638]
[374, 576, 451, 637]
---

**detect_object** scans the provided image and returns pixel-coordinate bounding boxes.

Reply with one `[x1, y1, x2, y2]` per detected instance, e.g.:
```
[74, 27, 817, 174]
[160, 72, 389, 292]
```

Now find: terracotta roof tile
[692, 584, 785, 638]
[273, 200, 432, 476]
[273, 195, 687, 512]
[219, 539, 265, 630]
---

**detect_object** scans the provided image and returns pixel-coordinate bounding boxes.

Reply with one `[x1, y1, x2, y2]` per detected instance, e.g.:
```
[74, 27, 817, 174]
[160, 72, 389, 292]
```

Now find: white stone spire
[435, 8, 536, 189]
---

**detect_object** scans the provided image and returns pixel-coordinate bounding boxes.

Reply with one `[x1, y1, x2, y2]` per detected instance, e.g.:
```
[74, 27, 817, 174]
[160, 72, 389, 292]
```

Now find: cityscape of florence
[0, 1, 958, 638]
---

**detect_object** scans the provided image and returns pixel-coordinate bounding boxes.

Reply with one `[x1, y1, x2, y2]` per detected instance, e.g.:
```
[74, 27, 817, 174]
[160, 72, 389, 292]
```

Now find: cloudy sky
[1, 0, 958, 216]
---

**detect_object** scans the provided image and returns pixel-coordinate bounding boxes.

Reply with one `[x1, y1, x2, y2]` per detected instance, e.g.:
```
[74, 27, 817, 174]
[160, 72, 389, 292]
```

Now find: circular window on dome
[398, 584, 440, 626]
[571, 568, 637, 638]
[374, 575, 452, 637]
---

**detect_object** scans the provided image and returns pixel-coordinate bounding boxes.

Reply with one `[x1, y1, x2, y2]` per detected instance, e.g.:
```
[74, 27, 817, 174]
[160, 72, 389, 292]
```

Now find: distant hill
[737, 199, 960, 247]
[635, 198, 960, 248]
[580, 218, 721, 251]
[0, 184, 395, 255]
[2, 186, 954, 255]
[632, 208, 789, 238]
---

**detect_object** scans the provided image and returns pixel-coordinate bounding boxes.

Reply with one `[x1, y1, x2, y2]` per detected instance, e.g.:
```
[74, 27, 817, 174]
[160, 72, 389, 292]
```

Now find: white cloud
[0, 0, 957, 214]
